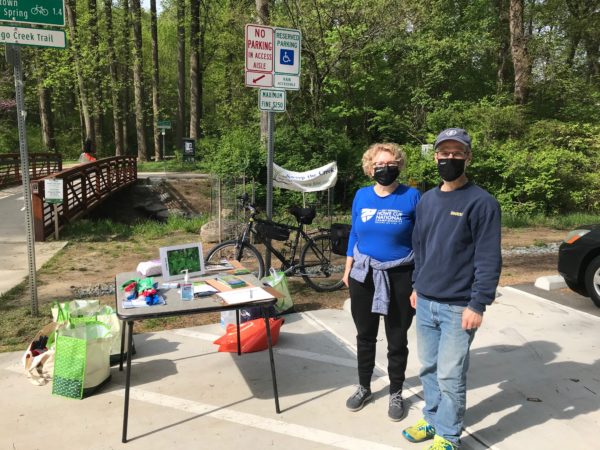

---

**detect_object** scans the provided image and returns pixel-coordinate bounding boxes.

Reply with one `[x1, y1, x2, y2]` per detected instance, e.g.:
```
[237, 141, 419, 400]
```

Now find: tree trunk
[66, 0, 95, 143]
[104, 0, 123, 156]
[38, 83, 56, 151]
[150, 0, 161, 160]
[256, 0, 269, 141]
[176, 0, 185, 146]
[130, 0, 148, 161]
[88, 0, 103, 152]
[495, 0, 512, 91]
[509, 0, 529, 104]
[189, 0, 200, 140]
[120, 0, 131, 154]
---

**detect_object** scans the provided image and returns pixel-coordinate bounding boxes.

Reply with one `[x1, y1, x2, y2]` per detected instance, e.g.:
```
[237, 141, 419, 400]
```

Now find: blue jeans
[416, 296, 476, 445]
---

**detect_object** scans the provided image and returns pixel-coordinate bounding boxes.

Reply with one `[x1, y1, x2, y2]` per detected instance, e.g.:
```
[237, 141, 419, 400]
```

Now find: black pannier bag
[330, 223, 352, 256]
[255, 221, 291, 241]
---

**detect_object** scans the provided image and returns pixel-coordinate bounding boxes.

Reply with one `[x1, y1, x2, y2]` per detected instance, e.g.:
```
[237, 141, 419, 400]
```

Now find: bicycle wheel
[205, 240, 265, 279]
[300, 233, 345, 292]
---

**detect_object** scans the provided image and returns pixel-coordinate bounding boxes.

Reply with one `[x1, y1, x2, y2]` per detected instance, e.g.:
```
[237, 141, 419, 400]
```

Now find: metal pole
[265, 111, 275, 270]
[53, 204, 60, 240]
[218, 177, 223, 243]
[10, 45, 38, 316]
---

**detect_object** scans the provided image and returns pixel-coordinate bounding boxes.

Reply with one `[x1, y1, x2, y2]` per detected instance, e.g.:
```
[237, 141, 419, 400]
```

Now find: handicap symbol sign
[280, 49, 294, 66]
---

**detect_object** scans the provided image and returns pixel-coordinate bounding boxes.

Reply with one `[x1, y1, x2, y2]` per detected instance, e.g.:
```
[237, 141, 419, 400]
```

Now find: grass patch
[0, 302, 53, 352]
[502, 212, 600, 229]
[61, 215, 209, 242]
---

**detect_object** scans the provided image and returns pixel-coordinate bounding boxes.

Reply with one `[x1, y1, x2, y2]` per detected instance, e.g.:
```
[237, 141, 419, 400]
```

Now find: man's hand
[410, 290, 417, 309]
[462, 308, 483, 330]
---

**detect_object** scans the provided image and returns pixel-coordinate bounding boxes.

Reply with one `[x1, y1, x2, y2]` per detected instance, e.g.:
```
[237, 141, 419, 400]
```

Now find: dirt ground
[0, 178, 568, 350]
[28, 227, 565, 329]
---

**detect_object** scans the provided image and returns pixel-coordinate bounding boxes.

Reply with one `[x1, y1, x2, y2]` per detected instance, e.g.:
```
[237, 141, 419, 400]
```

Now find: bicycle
[205, 193, 346, 292]
[31, 5, 49, 16]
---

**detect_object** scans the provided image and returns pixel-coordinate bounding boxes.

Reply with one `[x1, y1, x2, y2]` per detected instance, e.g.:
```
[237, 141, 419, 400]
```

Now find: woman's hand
[343, 257, 353, 287]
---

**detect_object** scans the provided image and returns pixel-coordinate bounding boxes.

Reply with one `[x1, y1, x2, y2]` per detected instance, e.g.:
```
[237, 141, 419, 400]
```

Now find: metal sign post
[265, 111, 275, 269]
[244, 23, 301, 270]
[8, 45, 38, 315]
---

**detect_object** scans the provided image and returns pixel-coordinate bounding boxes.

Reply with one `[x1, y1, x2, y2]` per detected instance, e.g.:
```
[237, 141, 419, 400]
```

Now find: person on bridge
[78, 138, 97, 163]
[342, 142, 420, 421]
[402, 128, 502, 450]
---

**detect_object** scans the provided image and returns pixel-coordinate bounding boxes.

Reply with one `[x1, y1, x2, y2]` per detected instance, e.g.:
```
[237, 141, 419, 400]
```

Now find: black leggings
[349, 265, 415, 394]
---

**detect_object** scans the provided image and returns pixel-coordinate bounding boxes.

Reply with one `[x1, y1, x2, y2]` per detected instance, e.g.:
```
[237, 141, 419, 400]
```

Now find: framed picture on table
[159, 242, 205, 281]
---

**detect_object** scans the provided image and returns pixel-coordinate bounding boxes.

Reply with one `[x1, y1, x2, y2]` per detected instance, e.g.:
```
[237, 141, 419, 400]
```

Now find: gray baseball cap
[434, 128, 472, 150]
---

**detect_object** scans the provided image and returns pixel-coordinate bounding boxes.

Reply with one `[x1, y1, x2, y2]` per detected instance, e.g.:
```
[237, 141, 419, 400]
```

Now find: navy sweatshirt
[412, 182, 502, 313]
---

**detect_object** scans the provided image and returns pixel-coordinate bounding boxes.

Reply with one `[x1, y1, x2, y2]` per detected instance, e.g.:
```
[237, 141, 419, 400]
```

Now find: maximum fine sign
[0, 0, 65, 27]
[259, 89, 286, 112]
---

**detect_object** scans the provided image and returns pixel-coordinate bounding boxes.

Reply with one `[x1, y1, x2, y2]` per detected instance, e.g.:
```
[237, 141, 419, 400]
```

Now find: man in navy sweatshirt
[402, 128, 501, 450]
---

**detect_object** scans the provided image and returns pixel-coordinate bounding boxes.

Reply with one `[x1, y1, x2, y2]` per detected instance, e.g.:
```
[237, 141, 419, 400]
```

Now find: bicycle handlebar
[237, 193, 258, 215]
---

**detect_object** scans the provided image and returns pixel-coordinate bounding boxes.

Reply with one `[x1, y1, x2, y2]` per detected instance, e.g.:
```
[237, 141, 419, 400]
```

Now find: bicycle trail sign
[0, 24, 66, 48]
[0, 0, 65, 27]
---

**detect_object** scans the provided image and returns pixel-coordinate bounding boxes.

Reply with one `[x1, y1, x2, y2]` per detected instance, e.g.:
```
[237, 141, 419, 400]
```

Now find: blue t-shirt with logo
[347, 184, 421, 262]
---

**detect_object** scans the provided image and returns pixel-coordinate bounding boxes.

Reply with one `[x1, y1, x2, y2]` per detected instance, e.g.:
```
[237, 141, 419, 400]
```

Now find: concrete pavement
[1, 286, 598, 449]
[0, 185, 66, 296]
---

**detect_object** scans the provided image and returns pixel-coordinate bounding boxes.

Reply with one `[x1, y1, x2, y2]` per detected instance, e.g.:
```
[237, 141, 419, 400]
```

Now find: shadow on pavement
[465, 340, 600, 446]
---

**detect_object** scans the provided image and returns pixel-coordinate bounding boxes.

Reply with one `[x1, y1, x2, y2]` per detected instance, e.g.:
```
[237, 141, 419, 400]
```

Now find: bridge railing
[30, 156, 137, 241]
[0, 152, 62, 188]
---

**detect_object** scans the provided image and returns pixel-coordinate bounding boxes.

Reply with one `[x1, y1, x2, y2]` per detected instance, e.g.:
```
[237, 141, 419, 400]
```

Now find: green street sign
[157, 120, 171, 129]
[0, 0, 65, 27]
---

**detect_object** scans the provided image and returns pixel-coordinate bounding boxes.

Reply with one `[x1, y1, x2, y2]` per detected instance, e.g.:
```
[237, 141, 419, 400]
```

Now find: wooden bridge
[0, 153, 138, 241]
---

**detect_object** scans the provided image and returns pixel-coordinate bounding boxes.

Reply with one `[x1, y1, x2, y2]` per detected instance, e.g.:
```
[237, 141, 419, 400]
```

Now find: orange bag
[213, 318, 284, 353]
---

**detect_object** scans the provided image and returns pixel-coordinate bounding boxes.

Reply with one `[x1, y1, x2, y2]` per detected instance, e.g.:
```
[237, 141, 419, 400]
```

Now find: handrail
[30, 156, 137, 241]
[0, 152, 62, 188]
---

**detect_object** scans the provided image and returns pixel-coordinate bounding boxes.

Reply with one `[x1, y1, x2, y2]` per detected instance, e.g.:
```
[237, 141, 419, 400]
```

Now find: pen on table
[250, 289, 253, 299]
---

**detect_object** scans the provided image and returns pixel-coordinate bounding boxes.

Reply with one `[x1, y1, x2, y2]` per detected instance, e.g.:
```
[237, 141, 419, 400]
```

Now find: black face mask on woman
[373, 166, 400, 186]
[437, 158, 466, 182]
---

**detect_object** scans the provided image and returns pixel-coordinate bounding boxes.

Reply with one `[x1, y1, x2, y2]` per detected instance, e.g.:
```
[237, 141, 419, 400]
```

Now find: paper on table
[193, 282, 218, 295]
[216, 287, 274, 305]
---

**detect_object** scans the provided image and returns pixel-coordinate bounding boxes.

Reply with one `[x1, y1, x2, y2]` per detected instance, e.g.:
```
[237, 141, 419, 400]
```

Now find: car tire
[564, 279, 588, 297]
[584, 255, 600, 308]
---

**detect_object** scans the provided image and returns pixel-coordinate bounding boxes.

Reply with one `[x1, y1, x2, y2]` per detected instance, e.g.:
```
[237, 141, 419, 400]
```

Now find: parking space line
[170, 327, 359, 368]
[113, 387, 404, 450]
[501, 286, 600, 321]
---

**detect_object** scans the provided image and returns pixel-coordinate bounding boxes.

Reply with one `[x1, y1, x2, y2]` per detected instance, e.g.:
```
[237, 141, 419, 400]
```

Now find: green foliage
[202, 127, 263, 177]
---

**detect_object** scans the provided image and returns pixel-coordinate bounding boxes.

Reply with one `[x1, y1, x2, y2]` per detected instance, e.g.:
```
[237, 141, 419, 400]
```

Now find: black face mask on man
[373, 166, 399, 186]
[437, 158, 466, 182]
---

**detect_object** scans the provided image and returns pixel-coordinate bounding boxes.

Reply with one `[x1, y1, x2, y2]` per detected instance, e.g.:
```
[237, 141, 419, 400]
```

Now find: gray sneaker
[346, 385, 372, 411]
[388, 390, 405, 421]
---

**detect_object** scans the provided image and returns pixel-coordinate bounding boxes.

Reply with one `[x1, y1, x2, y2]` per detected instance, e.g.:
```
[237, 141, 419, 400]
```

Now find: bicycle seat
[289, 206, 316, 225]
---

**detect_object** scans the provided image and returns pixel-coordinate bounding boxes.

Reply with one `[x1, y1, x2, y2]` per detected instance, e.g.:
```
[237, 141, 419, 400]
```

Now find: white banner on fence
[273, 162, 338, 192]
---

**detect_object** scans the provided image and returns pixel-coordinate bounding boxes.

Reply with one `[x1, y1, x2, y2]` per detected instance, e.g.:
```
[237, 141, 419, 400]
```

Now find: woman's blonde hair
[361, 143, 406, 176]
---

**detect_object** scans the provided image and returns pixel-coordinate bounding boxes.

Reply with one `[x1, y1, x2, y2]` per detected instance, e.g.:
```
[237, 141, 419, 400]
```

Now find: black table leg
[122, 320, 134, 443]
[119, 319, 126, 371]
[236, 309, 241, 356]
[263, 307, 280, 413]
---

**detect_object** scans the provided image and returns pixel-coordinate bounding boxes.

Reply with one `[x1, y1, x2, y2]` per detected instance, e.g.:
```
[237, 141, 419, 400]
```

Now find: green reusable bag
[52, 300, 101, 326]
[261, 269, 293, 313]
[52, 322, 111, 399]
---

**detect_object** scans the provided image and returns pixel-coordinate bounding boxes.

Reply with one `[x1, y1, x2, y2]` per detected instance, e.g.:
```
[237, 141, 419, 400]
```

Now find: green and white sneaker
[426, 435, 458, 450]
[402, 418, 435, 443]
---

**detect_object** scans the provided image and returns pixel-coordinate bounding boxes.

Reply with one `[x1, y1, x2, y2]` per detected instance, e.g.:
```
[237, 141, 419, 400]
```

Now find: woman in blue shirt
[342, 143, 420, 421]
